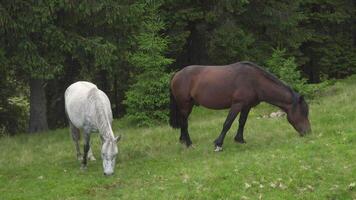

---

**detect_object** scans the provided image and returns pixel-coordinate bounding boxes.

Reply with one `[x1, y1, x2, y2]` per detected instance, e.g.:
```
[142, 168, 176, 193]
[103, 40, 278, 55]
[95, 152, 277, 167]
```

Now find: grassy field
[1, 77, 356, 200]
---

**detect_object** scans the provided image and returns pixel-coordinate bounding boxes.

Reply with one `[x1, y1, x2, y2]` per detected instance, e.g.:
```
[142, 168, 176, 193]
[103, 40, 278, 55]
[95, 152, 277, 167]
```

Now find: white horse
[65, 81, 120, 176]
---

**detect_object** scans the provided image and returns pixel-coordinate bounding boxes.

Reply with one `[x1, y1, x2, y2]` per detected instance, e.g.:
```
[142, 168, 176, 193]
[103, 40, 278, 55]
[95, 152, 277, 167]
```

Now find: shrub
[124, 71, 171, 126]
[123, 2, 173, 126]
[0, 95, 29, 136]
[266, 48, 309, 95]
[0, 61, 29, 135]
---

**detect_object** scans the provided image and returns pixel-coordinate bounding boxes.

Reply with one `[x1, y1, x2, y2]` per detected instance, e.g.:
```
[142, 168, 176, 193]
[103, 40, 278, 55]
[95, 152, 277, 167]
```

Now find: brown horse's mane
[238, 61, 295, 94]
[238, 61, 308, 116]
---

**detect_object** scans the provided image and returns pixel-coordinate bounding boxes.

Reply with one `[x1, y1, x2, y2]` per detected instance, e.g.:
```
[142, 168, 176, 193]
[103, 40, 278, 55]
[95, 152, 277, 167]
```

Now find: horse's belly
[197, 98, 231, 109]
[189, 69, 236, 109]
[192, 88, 232, 109]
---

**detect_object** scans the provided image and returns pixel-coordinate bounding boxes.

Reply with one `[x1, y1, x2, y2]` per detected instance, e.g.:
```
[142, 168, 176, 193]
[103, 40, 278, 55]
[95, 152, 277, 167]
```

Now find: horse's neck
[97, 117, 115, 140]
[88, 90, 115, 141]
[93, 106, 114, 141]
[261, 82, 294, 112]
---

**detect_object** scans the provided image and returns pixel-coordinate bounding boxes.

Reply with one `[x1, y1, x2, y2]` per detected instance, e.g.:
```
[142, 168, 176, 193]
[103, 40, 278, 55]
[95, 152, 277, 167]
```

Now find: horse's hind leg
[179, 101, 193, 147]
[81, 128, 91, 169]
[69, 122, 82, 160]
[234, 107, 251, 143]
[180, 115, 192, 147]
[214, 103, 242, 151]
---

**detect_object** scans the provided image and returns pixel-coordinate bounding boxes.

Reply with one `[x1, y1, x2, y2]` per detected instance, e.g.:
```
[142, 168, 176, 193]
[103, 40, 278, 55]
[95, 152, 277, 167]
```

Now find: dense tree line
[0, 0, 355, 135]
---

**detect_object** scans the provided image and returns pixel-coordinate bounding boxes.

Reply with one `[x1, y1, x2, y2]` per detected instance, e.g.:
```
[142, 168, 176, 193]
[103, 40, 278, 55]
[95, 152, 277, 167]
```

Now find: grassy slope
[1, 77, 356, 200]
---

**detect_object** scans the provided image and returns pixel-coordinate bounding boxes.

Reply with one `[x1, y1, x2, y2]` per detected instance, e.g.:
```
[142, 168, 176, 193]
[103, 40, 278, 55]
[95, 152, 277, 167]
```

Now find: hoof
[77, 155, 83, 161]
[234, 138, 246, 144]
[185, 142, 193, 148]
[214, 146, 223, 152]
[88, 156, 96, 161]
[179, 138, 192, 147]
[183, 140, 192, 147]
[80, 165, 87, 170]
[235, 137, 246, 144]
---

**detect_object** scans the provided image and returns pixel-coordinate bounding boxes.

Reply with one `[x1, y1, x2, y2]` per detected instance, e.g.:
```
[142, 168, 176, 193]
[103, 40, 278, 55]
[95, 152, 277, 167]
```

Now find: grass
[1, 76, 356, 200]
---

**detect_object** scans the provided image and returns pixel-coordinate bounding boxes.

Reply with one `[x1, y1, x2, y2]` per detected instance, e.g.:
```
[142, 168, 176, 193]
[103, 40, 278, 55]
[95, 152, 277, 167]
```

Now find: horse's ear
[115, 135, 121, 143]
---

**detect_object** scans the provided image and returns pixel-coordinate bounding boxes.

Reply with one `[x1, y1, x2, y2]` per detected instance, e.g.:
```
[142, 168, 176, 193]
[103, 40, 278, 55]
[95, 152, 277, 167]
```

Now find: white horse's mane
[87, 88, 115, 141]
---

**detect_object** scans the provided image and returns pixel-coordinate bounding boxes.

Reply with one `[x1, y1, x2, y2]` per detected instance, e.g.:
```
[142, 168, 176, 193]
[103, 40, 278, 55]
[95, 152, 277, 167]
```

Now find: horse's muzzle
[104, 172, 114, 176]
[299, 128, 312, 136]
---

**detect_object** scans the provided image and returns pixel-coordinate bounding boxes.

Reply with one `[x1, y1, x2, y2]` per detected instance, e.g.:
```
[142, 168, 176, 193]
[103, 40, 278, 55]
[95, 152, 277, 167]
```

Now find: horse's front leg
[81, 129, 91, 170]
[87, 146, 96, 161]
[214, 104, 242, 152]
[234, 107, 251, 143]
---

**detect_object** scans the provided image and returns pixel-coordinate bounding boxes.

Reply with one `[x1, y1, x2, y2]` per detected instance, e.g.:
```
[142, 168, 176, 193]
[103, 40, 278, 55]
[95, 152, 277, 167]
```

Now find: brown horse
[169, 61, 311, 151]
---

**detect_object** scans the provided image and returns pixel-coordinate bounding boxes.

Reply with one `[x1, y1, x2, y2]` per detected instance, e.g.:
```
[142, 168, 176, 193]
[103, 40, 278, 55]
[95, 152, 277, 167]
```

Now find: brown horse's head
[286, 95, 311, 136]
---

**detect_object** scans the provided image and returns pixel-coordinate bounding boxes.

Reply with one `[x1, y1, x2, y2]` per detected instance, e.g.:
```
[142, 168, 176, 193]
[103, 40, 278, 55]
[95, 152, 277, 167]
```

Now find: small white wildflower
[182, 174, 190, 183]
[307, 185, 314, 191]
[279, 183, 287, 190]
[330, 184, 339, 191]
[245, 183, 251, 189]
[299, 187, 307, 192]
[240, 196, 249, 200]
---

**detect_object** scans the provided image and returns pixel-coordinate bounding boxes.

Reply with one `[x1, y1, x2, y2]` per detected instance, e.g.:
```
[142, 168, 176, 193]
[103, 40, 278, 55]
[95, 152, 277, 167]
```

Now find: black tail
[169, 88, 181, 129]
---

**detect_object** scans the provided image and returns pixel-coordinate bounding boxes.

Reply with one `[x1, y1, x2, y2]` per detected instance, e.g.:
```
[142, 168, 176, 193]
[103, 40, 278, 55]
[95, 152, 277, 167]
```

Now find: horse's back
[65, 81, 111, 128]
[171, 63, 260, 109]
[172, 64, 237, 87]
[65, 81, 97, 108]
[65, 81, 97, 100]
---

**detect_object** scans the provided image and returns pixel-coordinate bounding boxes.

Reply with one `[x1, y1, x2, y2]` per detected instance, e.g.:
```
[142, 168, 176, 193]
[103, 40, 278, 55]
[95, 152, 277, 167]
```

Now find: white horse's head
[101, 136, 120, 176]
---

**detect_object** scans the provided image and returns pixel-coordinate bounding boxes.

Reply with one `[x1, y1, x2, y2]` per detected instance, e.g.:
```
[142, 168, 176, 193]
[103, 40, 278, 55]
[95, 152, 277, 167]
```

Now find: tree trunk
[309, 58, 321, 83]
[174, 21, 210, 69]
[29, 78, 48, 133]
[97, 70, 109, 94]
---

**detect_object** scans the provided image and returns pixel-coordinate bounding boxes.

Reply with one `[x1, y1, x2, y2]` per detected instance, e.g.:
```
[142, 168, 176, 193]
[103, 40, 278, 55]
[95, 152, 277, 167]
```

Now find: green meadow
[1, 76, 355, 200]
